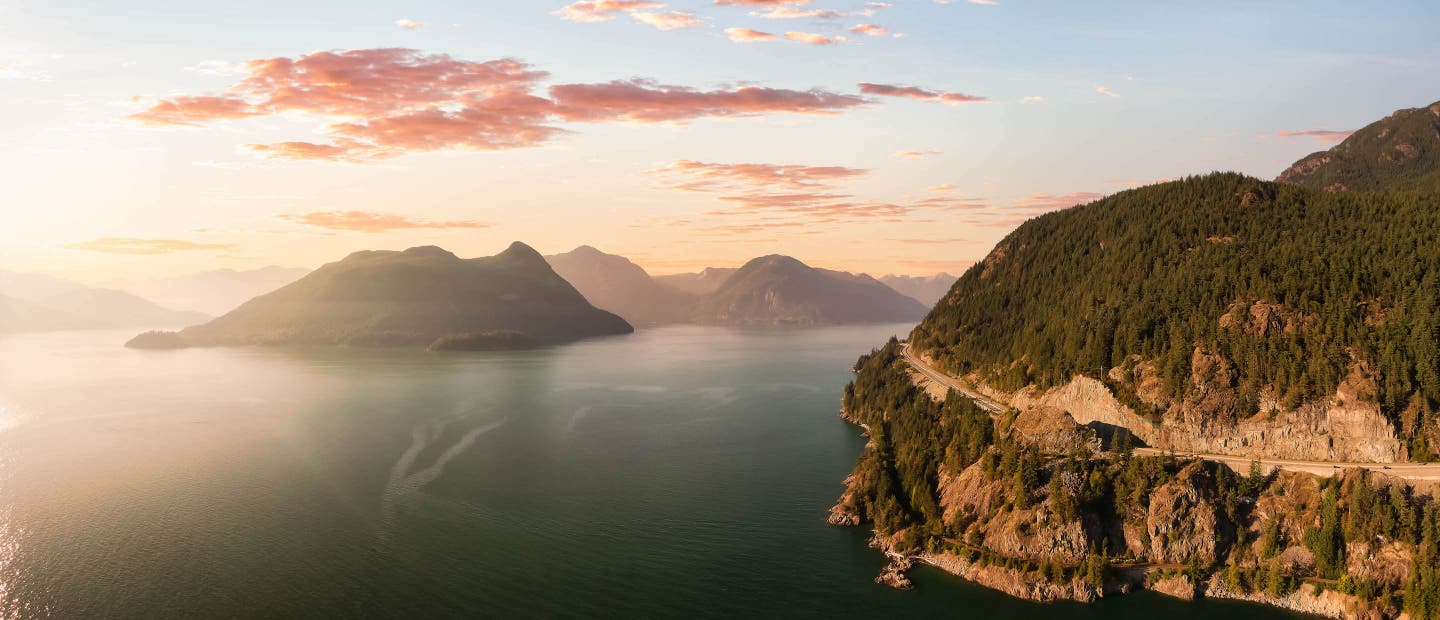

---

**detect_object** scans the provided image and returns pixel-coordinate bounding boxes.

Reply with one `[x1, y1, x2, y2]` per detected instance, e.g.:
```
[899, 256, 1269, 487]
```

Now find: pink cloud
[632, 10, 706, 30]
[725, 27, 778, 42]
[714, 0, 812, 5]
[129, 49, 870, 161]
[279, 211, 491, 232]
[549, 80, 866, 123]
[848, 23, 889, 36]
[785, 31, 845, 45]
[394, 18, 425, 30]
[858, 82, 988, 104]
[652, 160, 868, 190]
[752, 7, 845, 18]
[554, 0, 665, 22]
[1276, 129, 1354, 145]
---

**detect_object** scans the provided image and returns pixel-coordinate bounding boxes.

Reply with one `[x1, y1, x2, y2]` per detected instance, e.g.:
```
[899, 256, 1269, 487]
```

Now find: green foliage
[909, 173, 1440, 443]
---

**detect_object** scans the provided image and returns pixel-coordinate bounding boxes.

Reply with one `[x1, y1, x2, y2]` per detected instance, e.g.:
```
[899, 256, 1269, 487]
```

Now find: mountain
[114, 266, 310, 316]
[876, 273, 957, 306]
[544, 246, 694, 326]
[0, 270, 88, 303]
[0, 270, 209, 333]
[654, 267, 737, 297]
[1277, 99, 1440, 192]
[829, 102, 1440, 612]
[689, 255, 928, 325]
[136, 242, 632, 349]
[40, 288, 210, 329]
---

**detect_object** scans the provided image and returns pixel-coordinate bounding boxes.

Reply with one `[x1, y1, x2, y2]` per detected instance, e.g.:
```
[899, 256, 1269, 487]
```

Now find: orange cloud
[278, 211, 491, 232]
[554, 0, 665, 22]
[130, 49, 870, 160]
[1276, 129, 1354, 144]
[858, 82, 988, 104]
[632, 10, 706, 30]
[67, 238, 236, 255]
[725, 27, 778, 42]
[848, 23, 889, 36]
[394, 18, 425, 30]
[785, 32, 844, 45]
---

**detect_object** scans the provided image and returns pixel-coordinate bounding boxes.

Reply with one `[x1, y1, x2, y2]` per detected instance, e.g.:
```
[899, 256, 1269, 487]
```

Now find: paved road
[900, 343, 1440, 482]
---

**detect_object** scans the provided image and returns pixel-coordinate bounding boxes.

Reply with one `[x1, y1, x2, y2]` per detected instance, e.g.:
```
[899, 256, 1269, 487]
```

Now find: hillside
[544, 246, 694, 326]
[140, 242, 632, 348]
[690, 255, 928, 326]
[877, 273, 958, 306]
[1277, 100, 1440, 192]
[909, 173, 1440, 459]
[0, 272, 209, 333]
[654, 267, 737, 297]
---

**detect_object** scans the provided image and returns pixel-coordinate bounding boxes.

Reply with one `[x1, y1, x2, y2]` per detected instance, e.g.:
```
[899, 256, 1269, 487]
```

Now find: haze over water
[0, 326, 1306, 618]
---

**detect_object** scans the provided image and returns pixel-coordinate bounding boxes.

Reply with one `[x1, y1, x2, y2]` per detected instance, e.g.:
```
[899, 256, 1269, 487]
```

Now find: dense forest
[1277, 100, 1439, 192]
[909, 173, 1440, 450]
[840, 339, 1440, 617]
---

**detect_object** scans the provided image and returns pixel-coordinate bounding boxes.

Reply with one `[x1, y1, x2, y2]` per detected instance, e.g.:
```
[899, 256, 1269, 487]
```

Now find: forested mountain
[911, 173, 1440, 453]
[1278, 100, 1440, 192]
[544, 246, 694, 326]
[691, 255, 928, 325]
[654, 267, 738, 297]
[877, 273, 958, 306]
[132, 242, 632, 349]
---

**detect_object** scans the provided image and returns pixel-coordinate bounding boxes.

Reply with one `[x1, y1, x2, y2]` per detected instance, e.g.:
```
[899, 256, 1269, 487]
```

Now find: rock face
[689, 255, 928, 326]
[143, 242, 633, 349]
[936, 465, 1091, 564]
[653, 267, 738, 297]
[544, 246, 695, 326]
[1145, 463, 1233, 565]
[1277, 99, 1440, 192]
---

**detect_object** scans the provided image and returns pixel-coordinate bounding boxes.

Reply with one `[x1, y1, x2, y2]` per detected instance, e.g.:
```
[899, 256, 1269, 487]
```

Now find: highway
[899, 343, 1440, 482]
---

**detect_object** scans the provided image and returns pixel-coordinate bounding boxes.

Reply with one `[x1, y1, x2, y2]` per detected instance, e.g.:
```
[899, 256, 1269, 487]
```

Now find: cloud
[550, 79, 866, 122]
[892, 149, 942, 159]
[859, 2, 891, 16]
[67, 238, 236, 255]
[752, 7, 845, 18]
[394, 18, 425, 29]
[554, 0, 665, 22]
[1010, 192, 1105, 212]
[849, 24, 889, 36]
[926, 183, 956, 192]
[278, 211, 491, 232]
[725, 27, 778, 42]
[0, 58, 52, 81]
[715, 0, 813, 5]
[1020, 95, 1044, 104]
[1276, 129, 1354, 145]
[1094, 85, 1119, 98]
[130, 49, 870, 160]
[785, 32, 845, 45]
[858, 82, 988, 104]
[651, 160, 868, 190]
[632, 10, 706, 30]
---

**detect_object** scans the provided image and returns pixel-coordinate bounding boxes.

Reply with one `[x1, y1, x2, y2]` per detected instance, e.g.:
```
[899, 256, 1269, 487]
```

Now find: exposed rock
[875, 555, 914, 590]
[827, 474, 863, 526]
[937, 464, 1091, 564]
[1009, 406, 1092, 454]
[921, 552, 1105, 603]
[1145, 462, 1233, 565]
[1204, 576, 1378, 620]
[1148, 573, 1198, 600]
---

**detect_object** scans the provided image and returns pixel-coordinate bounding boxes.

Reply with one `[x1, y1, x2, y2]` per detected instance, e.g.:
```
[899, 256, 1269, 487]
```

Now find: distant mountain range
[132, 242, 632, 349]
[545, 246, 693, 326]
[112, 266, 310, 316]
[0, 270, 210, 334]
[876, 274, 958, 307]
[545, 248, 932, 327]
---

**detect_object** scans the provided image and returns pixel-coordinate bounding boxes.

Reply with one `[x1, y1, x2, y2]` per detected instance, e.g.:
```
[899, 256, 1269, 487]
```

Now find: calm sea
[0, 325, 1308, 618]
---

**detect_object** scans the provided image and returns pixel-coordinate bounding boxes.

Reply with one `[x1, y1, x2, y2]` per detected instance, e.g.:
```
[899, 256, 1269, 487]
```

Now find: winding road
[899, 343, 1440, 482]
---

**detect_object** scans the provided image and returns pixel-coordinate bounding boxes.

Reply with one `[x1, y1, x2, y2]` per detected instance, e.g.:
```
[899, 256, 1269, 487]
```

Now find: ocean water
[0, 325, 1309, 618]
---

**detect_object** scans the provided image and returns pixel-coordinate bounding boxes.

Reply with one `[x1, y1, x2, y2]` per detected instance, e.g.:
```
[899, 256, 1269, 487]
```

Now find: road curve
[899, 343, 1440, 482]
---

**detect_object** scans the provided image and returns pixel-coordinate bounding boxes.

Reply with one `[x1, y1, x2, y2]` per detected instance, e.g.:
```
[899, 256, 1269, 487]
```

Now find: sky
[2, 0, 1439, 284]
